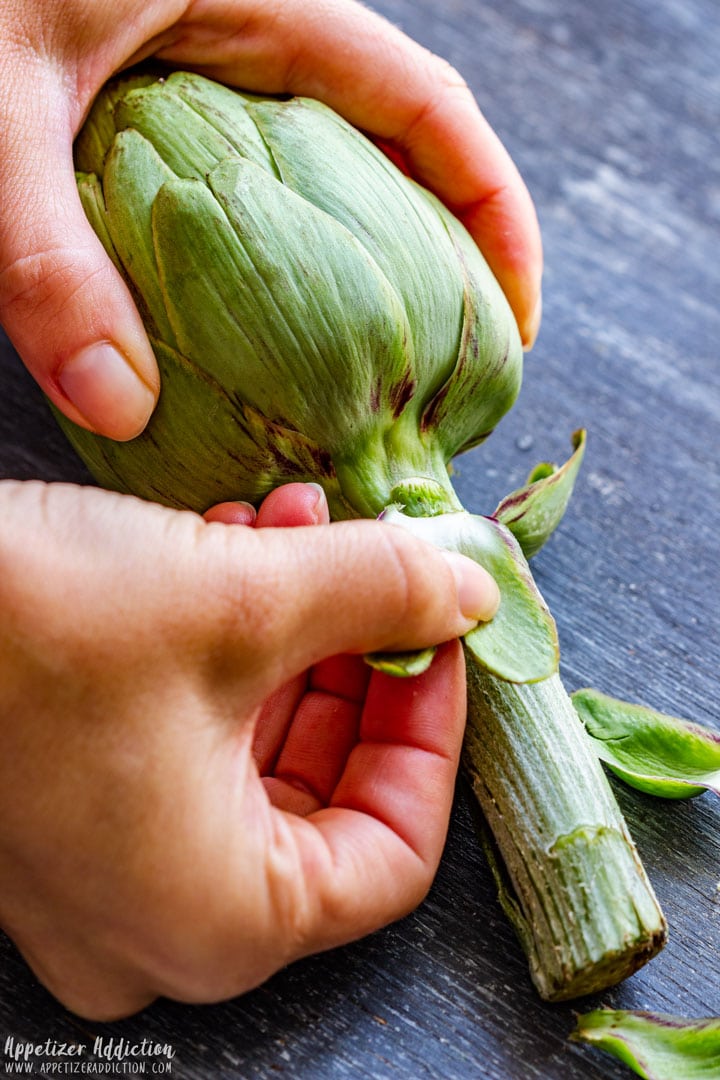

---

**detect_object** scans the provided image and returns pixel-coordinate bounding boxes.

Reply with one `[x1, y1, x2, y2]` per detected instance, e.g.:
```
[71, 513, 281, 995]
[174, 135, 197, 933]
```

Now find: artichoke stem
[372, 473, 666, 998]
[333, 424, 456, 519]
[463, 666, 667, 1000]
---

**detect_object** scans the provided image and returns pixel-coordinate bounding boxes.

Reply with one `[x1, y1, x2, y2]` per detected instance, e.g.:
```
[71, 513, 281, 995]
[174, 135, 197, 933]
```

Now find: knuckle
[0, 242, 101, 325]
[427, 52, 470, 93]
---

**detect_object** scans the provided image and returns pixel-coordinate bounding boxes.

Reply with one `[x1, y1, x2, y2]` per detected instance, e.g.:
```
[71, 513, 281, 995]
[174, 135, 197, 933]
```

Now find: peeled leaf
[494, 429, 586, 557]
[572, 688, 720, 798]
[571, 1009, 720, 1079]
[365, 647, 436, 678]
[379, 500, 559, 683]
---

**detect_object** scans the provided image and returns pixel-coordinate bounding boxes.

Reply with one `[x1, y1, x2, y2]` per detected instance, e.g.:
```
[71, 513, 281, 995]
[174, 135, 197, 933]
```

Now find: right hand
[0, 479, 498, 1018]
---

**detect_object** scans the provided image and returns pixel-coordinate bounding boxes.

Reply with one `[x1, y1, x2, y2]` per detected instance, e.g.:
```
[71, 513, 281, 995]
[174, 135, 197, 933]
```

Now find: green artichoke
[69, 70, 521, 520]
[59, 70, 667, 1000]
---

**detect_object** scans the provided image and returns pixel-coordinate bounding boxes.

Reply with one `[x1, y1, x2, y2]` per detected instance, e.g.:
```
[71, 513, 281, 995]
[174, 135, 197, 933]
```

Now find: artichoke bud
[63, 71, 523, 518]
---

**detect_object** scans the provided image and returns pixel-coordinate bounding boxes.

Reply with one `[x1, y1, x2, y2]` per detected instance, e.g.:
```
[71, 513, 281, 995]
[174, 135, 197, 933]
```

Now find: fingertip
[203, 501, 257, 526]
[521, 292, 543, 350]
[439, 550, 501, 627]
[53, 339, 159, 441]
[255, 483, 329, 527]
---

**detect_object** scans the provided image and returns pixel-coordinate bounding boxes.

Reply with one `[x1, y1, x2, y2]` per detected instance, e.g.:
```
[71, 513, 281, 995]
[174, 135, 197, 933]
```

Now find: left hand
[0, 0, 541, 442]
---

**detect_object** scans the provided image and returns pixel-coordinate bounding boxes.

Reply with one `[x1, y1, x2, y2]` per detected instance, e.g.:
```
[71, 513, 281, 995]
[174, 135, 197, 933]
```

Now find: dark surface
[1, 0, 719, 1077]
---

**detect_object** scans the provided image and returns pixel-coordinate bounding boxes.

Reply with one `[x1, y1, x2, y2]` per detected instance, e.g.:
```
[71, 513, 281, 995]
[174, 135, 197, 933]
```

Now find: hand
[0, 480, 498, 1019]
[0, 0, 542, 441]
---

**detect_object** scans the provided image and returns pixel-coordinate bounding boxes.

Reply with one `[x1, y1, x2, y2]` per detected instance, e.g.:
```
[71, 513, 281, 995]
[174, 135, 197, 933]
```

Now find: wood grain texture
[1, 0, 718, 1076]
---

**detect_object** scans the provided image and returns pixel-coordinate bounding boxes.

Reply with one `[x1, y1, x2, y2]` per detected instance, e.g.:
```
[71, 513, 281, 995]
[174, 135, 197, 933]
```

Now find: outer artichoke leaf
[114, 84, 241, 182]
[247, 96, 465, 411]
[379, 506, 559, 683]
[103, 129, 178, 343]
[53, 339, 341, 511]
[572, 688, 720, 799]
[161, 72, 278, 173]
[570, 1009, 720, 1080]
[76, 172, 123, 275]
[419, 193, 523, 459]
[114, 75, 276, 180]
[494, 429, 587, 558]
[151, 160, 413, 454]
[74, 71, 157, 175]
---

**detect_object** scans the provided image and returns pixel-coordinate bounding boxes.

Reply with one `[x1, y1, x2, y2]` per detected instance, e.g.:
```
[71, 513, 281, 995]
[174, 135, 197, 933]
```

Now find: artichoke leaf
[571, 1009, 720, 1080]
[365, 648, 436, 678]
[494, 429, 586, 558]
[103, 129, 179, 343]
[56, 339, 342, 510]
[572, 688, 720, 798]
[114, 74, 277, 179]
[378, 504, 559, 683]
[76, 172, 124, 276]
[151, 159, 414, 456]
[419, 193, 523, 459]
[247, 96, 466, 411]
[74, 70, 157, 175]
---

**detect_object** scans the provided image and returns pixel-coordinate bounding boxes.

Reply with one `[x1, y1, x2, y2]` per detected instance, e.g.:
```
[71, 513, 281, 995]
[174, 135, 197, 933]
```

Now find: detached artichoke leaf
[571, 1009, 720, 1080]
[365, 647, 436, 679]
[572, 688, 720, 799]
[494, 429, 586, 558]
[377, 504, 559, 683]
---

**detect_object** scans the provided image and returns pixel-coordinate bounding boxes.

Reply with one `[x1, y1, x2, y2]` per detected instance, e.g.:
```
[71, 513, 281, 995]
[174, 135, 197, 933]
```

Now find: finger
[309, 654, 370, 701]
[0, 66, 159, 439]
[252, 673, 307, 774]
[271, 690, 362, 806]
[203, 484, 329, 527]
[203, 501, 257, 525]
[276, 641, 466, 954]
[254, 483, 330, 527]
[162, 0, 542, 346]
[213, 518, 500, 697]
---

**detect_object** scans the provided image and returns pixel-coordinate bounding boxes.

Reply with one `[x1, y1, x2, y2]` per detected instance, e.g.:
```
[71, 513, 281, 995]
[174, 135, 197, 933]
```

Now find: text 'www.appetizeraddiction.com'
[3, 1036, 175, 1074]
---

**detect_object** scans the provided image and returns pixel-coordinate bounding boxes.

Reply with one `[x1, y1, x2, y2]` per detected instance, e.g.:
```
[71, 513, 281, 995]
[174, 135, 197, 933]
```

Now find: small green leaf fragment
[364, 647, 436, 678]
[571, 1009, 720, 1080]
[572, 688, 720, 799]
[494, 429, 586, 558]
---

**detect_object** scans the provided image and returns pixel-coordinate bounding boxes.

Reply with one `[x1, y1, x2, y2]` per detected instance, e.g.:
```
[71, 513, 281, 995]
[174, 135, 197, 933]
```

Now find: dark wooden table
[1, 0, 718, 1076]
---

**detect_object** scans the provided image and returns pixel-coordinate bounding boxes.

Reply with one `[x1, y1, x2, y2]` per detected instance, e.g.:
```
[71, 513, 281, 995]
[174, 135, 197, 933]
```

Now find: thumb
[0, 70, 159, 441]
[221, 517, 500, 690]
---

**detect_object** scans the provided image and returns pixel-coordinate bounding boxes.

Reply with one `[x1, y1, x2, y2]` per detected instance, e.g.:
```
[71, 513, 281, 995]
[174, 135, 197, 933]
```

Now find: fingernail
[523, 293, 543, 350]
[57, 341, 157, 441]
[305, 482, 328, 523]
[441, 551, 501, 621]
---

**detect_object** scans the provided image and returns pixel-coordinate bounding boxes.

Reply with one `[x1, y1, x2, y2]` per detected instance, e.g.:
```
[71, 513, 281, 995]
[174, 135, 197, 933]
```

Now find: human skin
[0, 480, 499, 1019]
[0, 0, 527, 1019]
[0, 0, 542, 440]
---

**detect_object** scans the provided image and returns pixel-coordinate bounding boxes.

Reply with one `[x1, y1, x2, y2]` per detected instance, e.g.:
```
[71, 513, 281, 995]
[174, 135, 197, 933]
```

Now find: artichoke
[71, 70, 521, 519]
[59, 70, 667, 999]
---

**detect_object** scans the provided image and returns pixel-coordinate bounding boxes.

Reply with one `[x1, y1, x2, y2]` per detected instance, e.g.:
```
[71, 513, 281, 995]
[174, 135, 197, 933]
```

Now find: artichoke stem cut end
[388, 476, 464, 517]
